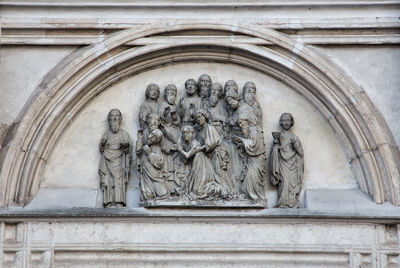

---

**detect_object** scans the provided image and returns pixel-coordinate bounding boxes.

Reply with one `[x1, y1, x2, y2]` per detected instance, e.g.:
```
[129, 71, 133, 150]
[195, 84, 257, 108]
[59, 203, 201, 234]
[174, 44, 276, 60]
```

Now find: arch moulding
[0, 23, 399, 208]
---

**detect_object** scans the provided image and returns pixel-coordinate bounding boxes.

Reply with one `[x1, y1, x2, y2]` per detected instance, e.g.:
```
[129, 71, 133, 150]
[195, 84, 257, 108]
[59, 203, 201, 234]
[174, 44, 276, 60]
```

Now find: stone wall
[0, 1, 399, 267]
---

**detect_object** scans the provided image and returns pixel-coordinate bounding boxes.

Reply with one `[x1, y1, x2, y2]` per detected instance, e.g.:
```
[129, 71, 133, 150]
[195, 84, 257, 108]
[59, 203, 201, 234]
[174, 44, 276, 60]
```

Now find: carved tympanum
[99, 109, 131, 208]
[98, 76, 305, 208]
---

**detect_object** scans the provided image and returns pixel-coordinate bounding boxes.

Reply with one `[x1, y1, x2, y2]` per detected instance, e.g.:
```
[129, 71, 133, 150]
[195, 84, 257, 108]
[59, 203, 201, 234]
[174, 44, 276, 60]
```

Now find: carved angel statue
[99, 109, 131, 208]
[270, 113, 304, 208]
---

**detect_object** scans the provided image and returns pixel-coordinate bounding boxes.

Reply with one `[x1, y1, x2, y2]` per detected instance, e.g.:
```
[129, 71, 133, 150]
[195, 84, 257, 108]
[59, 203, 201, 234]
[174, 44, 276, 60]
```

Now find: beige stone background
[0, 2, 399, 267]
[39, 62, 356, 207]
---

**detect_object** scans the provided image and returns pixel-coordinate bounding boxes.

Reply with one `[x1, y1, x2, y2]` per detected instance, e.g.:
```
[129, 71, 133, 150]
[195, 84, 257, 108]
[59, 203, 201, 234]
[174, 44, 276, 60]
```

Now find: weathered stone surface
[39, 63, 356, 208]
[271, 113, 304, 208]
[0, 2, 399, 267]
[99, 109, 131, 208]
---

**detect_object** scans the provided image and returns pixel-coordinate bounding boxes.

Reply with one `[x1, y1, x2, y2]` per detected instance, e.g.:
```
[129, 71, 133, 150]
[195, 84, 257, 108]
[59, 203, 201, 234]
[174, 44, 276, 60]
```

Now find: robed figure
[271, 113, 304, 208]
[233, 109, 267, 202]
[99, 109, 131, 208]
[140, 129, 169, 200]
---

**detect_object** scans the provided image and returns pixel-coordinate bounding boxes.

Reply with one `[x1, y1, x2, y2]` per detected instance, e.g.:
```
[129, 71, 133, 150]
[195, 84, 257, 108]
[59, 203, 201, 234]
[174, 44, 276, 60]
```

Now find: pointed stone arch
[0, 23, 399, 207]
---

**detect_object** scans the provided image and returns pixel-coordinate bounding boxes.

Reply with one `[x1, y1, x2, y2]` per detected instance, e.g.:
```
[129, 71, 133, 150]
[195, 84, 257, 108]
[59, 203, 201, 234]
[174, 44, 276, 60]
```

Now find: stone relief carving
[134, 75, 272, 207]
[100, 74, 304, 208]
[270, 113, 304, 208]
[99, 109, 131, 208]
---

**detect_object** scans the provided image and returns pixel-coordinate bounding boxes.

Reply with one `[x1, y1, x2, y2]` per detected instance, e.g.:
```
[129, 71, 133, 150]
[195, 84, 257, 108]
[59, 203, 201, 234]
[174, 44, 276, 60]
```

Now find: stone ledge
[0, 207, 399, 223]
[2, 0, 399, 8]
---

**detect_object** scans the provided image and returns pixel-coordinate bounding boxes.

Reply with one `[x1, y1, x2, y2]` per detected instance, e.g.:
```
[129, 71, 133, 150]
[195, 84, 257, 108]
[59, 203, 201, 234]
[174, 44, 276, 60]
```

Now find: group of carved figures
[98, 74, 304, 208]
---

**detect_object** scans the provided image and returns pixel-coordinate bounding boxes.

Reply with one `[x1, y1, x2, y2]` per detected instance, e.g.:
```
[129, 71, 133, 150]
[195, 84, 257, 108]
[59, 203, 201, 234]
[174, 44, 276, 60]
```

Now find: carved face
[244, 91, 255, 106]
[147, 132, 156, 145]
[148, 86, 160, 100]
[239, 118, 250, 136]
[224, 81, 238, 93]
[226, 96, 239, 110]
[182, 127, 195, 142]
[211, 85, 222, 98]
[108, 110, 121, 133]
[244, 83, 256, 95]
[185, 80, 198, 96]
[280, 114, 293, 130]
[166, 91, 176, 105]
[209, 95, 219, 107]
[148, 117, 160, 130]
[199, 75, 211, 98]
[195, 113, 206, 127]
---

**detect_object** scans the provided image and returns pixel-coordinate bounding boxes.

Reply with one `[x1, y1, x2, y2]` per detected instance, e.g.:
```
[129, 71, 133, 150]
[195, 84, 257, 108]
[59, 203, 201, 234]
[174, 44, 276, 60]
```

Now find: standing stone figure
[224, 89, 244, 180]
[242, 81, 263, 128]
[205, 82, 227, 137]
[232, 109, 267, 202]
[99, 109, 131, 208]
[198, 74, 212, 106]
[139, 83, 160, 129]
[158, 84, 181, 143]
[177, 79, 202, 126]
[270, 113, 304, 208]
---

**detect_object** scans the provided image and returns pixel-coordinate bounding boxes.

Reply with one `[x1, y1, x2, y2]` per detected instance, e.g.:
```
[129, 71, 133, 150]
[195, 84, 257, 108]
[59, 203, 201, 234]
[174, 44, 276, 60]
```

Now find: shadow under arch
[0, 23, 399, 207]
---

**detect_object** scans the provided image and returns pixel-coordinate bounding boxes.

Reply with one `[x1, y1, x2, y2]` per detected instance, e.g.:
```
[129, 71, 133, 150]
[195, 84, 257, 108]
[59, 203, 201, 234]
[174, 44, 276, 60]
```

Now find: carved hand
[143, 144, 150, 154]
[100, 180, 108, 191]
[189, 103, 195, 116]
[170, 144, 178, 151]
[163, 106, 171, 116]
[193, 146, 204, 154]
[99, 138, 107, 152]
[232, 135, 242, 143]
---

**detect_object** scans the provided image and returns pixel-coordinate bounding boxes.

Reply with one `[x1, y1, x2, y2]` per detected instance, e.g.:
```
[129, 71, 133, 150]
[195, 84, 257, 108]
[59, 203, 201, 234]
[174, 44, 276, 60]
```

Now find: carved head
[107, 109, 122, 133]
[224, 80, 239, 95]
[225, 90, 240, 110]
[243, 81, 257, 106]
[194, 109, 209, 127]
[148, 129, 163, 145]
[146, 113, 160, 131]
[280, 112, 294, 130]
[164, 84, 177, 105]
[198, 74, 212, 98]
[209, 82, 223, 107]
[181, 125, 195, 143]
[145, 83, 160, 100]
[239, 108, 256, 136]
[185, 79, 198, 96]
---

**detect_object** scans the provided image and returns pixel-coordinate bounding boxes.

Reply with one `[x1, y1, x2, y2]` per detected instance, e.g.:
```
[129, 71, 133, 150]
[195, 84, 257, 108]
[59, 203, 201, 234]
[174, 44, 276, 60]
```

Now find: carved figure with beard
[242, 81, 263, 128]
[198, 74, 212, 107]
[205, 82, 228, 137]
[99, 109, 131, 207]
[232, 110, 267, 203]
[177, 79, 202, 126]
